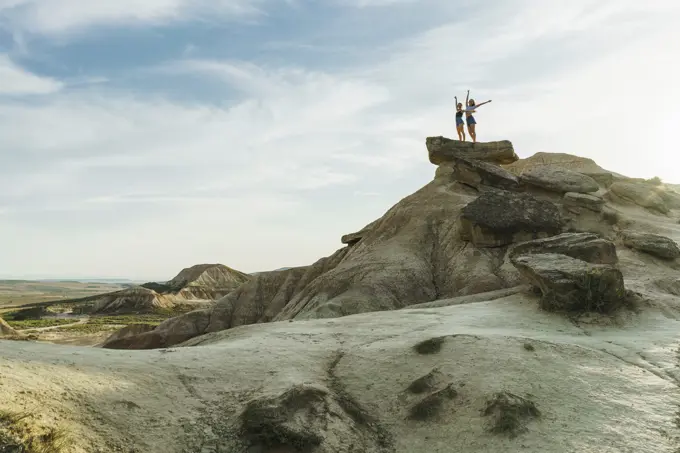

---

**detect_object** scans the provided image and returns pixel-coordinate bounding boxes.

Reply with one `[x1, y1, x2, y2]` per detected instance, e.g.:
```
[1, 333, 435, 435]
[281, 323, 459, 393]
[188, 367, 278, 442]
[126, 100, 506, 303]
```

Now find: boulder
[583, 172, 614, 188]
[460, 191, 562, 247]
[519, 167, 599, 194]
[511, 253, 626, 313]
[608, 182, 669, 214]
[447, 157, 522, 191]
[622, 231, 680, 259]
[563, 192, 605, 212]
[426, 136, 518, 165]
[508, 233, 618, 265]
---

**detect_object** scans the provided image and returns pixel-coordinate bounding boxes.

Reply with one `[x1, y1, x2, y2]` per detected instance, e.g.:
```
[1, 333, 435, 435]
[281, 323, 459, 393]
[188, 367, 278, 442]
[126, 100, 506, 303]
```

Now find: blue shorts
[466, 115, 476, 125]
[456, 118, 464, 127]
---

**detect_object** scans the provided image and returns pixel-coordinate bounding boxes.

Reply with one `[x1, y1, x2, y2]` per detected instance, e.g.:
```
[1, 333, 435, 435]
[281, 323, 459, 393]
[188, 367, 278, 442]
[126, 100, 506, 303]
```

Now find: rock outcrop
[608, 182, 669, 214]
[519, 166, 599, 194]
[441, 156, 522, 191]
[426, 136, 518, 165]
[0, 317, 17, 337]
[103, 137, 679, 351]
[508, 233, 618, 265]
[503, 152, 611, 176]
[459, 191, 562, 247]
[622, 231, 680, 259]
[511, 253, 626, 313]
[563, 192, 604, 212]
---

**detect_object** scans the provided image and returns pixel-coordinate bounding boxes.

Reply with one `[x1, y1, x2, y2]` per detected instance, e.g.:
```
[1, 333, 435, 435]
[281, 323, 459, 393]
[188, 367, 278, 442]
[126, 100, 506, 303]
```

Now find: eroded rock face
[426, 137, 518, 165]
[608, 182, 669, 214]
[0, 317, 17, 337]
[622, 231, 680, 259]
[563, 192, 605, 212]
[519, 167, 599, 194]
[446, 157, 521, 191]
[460, 191, 562, 247]
[508, 233, 618, 265]
[511, 253, 626, 313]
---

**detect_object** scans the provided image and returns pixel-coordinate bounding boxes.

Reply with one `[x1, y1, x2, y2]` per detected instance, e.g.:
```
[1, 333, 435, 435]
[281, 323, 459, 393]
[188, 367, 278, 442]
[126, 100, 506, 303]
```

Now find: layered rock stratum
[87, 263, 251, 314]
[2, 137, 680, 453]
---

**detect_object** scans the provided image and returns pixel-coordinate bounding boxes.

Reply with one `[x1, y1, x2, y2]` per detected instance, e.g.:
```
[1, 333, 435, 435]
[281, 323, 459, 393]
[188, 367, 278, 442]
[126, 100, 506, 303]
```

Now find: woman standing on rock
[465, 90, 492, 143]
[454, 96, 466, 141]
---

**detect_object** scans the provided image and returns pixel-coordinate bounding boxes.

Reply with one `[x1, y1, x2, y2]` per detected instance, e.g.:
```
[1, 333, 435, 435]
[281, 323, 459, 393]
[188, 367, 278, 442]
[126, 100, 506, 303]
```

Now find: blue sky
[0, 0, 679, 280]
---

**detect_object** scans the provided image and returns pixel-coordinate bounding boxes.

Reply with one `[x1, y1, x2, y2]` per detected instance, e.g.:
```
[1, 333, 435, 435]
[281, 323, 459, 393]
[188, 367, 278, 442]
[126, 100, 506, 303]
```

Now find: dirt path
[17, 317, 88, 332]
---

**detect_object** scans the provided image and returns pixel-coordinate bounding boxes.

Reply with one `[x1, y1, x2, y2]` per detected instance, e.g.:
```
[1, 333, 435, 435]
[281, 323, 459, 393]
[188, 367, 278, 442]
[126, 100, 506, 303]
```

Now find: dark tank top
[456, 110, 463, 118]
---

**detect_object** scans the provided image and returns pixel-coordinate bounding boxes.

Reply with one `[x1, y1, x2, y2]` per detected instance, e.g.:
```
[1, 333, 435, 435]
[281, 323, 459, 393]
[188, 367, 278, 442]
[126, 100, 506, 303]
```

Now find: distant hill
[91, 264, 251, 314]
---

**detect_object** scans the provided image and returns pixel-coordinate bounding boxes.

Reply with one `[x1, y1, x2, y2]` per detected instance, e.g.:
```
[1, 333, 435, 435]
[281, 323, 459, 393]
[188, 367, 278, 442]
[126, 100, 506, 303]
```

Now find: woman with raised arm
[465, 90, 492, 143]
[455, 95, 465, 141]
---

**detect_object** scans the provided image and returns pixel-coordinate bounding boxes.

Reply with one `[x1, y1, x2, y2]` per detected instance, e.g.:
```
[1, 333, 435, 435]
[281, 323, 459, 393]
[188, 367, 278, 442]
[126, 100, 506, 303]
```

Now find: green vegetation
[6, 318, 76, 330]
[0, 408, 73, 453]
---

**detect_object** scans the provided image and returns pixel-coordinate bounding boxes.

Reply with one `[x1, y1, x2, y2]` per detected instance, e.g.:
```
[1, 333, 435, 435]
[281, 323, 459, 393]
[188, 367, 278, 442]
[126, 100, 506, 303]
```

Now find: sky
[1, 0, 679, 280]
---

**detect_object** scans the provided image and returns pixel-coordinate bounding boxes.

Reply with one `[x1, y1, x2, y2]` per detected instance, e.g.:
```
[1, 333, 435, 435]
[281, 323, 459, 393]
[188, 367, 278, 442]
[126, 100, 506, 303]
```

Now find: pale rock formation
[91, 287, 175, 314]
[519, 166, 599, 194]
[91, 264, 250, 314]
[563, 192, 605, 212]
[0, 317, 17, 337]
[166, 263, 251, 300]
[101, 137, 677, 352]
[440, 156, 522, 191]
[622, 230, 680, 259]
[511, 253, 626, 313]
[607, 182, 670, 214]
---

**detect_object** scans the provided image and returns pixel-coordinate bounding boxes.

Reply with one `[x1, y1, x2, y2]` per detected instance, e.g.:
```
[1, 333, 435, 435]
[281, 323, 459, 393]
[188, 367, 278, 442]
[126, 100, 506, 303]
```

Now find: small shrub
[482, 392, 540, 437]
[0, 409, 73, 453]
[523, 342, 535, 352]
[413, 336, 446, 355]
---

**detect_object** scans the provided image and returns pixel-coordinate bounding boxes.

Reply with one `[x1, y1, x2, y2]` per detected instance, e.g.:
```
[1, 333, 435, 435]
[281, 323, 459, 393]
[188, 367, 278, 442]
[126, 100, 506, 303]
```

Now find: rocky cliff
[103, 138, 680, 349]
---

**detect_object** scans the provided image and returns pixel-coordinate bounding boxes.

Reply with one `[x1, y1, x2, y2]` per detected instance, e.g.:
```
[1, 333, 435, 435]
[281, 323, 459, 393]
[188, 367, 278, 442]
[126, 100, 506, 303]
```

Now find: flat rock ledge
[426, 136, 518, 166]
[519, 166, 599, 194]
[508, 233, 618, 265]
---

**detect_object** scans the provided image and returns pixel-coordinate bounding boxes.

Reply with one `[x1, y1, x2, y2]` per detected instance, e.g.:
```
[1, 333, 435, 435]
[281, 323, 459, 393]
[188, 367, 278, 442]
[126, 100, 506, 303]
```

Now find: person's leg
[457, 124, 465, 141]
[469, 124, 477, 143]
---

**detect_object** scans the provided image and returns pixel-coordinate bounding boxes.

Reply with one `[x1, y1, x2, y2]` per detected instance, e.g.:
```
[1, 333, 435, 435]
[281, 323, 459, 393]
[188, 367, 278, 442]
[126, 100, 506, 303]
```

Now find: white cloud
[0, 0, 267, 34]
[0, 54, 62, 94]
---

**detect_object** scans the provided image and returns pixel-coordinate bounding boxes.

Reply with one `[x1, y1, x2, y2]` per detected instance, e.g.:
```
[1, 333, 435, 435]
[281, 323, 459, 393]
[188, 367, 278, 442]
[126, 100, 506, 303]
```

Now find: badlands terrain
[1, 136, 680, 452]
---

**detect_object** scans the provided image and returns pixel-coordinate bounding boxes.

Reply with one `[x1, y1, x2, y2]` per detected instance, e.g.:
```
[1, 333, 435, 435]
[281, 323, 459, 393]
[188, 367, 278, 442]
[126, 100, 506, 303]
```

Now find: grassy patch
[54, 324, 121, 334]
[482, 392, 540, 437]
[0, 408, 73, 453]
[6, 318, 76, 330]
